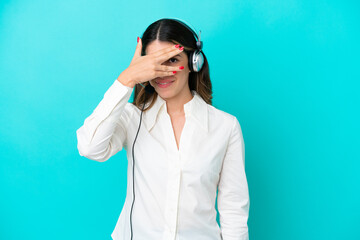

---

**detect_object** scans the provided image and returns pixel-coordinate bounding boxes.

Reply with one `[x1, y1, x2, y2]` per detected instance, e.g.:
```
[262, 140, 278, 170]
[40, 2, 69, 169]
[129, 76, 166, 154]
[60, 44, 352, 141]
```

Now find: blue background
[1, 0, 359, 239]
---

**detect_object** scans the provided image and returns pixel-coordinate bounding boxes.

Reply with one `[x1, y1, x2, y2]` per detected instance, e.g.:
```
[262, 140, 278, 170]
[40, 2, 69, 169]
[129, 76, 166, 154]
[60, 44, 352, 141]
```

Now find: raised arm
[76, 36, 187, 162]
[217, 116, 250, 240]
[76, 79, 134, 162]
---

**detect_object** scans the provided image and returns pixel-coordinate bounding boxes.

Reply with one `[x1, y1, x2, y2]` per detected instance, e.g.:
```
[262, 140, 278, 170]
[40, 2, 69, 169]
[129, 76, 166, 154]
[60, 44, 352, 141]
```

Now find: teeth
[157, 81, 173, 85]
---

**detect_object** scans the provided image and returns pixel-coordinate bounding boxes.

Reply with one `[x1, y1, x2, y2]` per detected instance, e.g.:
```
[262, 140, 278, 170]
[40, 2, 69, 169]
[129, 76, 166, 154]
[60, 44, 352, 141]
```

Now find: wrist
[117, 75, 135, 88]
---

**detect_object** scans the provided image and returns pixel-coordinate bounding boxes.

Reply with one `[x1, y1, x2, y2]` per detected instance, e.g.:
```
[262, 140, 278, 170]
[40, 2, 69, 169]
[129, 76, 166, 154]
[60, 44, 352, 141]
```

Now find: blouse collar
[144, 90, 209, 133]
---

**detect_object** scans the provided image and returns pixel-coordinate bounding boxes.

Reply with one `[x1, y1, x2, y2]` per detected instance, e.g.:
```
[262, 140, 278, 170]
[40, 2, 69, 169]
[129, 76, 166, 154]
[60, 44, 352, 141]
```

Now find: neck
[165, 89, 194, 116]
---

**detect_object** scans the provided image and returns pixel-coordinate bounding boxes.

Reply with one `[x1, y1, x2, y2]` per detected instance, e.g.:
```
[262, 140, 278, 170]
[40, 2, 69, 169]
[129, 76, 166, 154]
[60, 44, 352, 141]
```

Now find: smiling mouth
[156, 80, 174, 85]
[155, 78, 175, 84]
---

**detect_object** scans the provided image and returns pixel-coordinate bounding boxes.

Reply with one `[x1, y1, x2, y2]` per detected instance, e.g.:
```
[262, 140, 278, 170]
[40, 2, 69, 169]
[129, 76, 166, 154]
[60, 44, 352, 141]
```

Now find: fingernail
[175, 44, 179, 48]
[173, 71, 177, 74]
[137, 37, 139, 43]
[179, 66, 184, 69]
[179, 46, 184, 50]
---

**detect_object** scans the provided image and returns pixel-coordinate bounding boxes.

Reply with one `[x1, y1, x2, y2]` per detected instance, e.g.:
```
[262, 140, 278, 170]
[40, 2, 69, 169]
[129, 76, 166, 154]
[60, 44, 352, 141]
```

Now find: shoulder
[125, 101, 150, 116]
[125, 102, 135, 111]
[122, 102, 139, 120]
[207, 104, 244, 147]
[207, 104, 238, 129]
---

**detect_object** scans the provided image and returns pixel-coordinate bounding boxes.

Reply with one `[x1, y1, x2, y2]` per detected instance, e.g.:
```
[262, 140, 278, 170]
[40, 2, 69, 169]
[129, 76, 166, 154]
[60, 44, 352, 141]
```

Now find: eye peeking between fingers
[168, 58, 178, 64]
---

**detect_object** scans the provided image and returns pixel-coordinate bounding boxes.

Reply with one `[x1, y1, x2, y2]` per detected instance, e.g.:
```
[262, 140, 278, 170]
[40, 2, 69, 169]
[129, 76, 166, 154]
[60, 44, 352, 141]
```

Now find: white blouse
[76, 79, 250, 240]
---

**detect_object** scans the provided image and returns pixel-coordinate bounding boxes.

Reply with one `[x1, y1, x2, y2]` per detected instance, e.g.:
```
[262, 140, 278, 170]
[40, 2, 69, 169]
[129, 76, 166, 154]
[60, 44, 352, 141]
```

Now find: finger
[155, 46, 184, 64]
[155, 65, 184, 72]
[155, 70, 178, 78]
[151, 44, 179, 58]
[151, 44, 182, 58]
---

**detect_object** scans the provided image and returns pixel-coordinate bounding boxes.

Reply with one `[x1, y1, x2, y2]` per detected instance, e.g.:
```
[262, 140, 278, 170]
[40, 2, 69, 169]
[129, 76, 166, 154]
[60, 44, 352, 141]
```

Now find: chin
[156, 91, 172, 100]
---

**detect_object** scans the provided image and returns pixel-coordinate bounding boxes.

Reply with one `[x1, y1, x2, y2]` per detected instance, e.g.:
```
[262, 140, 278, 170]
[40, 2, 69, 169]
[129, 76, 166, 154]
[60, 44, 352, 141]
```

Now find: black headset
[129, 18, 204, 240]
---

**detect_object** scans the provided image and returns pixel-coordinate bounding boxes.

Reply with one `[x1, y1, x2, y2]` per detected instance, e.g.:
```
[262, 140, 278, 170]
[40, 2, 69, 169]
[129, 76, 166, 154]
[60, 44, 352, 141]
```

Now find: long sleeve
[217, 116, 250, 240]
[76, 79, 134, 162]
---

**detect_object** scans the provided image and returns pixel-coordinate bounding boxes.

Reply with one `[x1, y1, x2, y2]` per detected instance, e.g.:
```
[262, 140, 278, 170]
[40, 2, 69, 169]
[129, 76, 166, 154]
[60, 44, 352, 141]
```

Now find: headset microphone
[145, 84, 155, 94]
[137, 82, 155, 94]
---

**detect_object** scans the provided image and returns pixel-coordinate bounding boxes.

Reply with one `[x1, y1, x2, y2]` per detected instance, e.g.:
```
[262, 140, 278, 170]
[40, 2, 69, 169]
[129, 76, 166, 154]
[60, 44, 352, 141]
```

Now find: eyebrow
[174, 54, 182, 58]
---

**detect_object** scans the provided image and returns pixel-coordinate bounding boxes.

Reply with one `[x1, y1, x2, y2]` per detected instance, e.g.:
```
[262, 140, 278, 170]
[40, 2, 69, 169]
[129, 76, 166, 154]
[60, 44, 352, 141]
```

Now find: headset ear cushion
[192, 50, 204, 72]
[188, 52, 194, 72]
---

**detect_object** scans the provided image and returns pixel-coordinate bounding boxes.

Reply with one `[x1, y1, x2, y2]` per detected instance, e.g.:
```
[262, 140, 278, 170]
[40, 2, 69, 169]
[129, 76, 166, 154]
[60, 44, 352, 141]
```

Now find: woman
[76, 18, 250, 240]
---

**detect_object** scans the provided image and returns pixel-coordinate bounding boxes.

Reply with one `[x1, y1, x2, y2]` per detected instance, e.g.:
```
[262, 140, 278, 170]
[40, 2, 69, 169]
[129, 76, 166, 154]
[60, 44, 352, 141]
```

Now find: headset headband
[159, 18, 203, 50]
